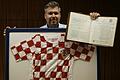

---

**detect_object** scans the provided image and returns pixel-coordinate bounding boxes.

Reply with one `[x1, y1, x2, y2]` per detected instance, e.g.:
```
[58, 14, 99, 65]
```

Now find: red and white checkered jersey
[11, 34, 96, 80]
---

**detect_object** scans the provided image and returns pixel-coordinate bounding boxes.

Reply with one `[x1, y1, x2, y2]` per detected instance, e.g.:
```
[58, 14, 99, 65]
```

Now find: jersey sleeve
[10, 34, 41, 62]
[69, 42, 96, 61]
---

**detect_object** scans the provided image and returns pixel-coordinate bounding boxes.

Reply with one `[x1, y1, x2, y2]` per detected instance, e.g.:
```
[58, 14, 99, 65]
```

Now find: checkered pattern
[11, 34, 95, 80]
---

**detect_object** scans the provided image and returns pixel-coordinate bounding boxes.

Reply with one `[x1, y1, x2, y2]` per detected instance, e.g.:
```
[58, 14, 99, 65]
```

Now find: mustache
[50, 17, 58, 21]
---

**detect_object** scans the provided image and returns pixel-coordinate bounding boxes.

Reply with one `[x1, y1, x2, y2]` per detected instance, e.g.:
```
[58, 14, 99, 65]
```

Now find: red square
[16, 45, 23, 52]
[27, 40, 34, 47]
[58, 54, 64, 60]
[53, 47, 59, 53]
[71, 43, 78, 50]
[14, 54, 20, 60]
[45, 78, 50, 80]
[85, 56, 91, 61]
[57, 66, 62, 71]
[33, 78, 39, 80]
[35, 54, 41, 60]
[35, 66, 40, 71]
[21, 56, 27, 60]
[47, 42, 53, 47]
[56, 78, 61, 80]
[62, 72, 67, 78]
[47, 54, 53, 60]
[41, 60, 46, 65]
[82, 48, 89, 54]
[74, 51, 81, 58]
[41, 48, 47, 53]
[40, 72, 45, 77]
[59, 42, 64, 48]
[24, 48, 31, 54]
[51, 72, 56, 78]
[63, 60, 69, 66]
[90, 46, 95, 51]
[35, 42, 41, 47]
[40, 36, 46, 42]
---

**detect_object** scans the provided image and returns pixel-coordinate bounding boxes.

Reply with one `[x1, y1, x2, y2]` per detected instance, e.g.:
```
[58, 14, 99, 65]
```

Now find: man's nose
[51, 13, 56, 17]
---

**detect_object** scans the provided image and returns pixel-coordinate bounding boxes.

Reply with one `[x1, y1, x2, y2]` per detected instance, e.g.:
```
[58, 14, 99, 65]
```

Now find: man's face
[44, 7, 61, 27]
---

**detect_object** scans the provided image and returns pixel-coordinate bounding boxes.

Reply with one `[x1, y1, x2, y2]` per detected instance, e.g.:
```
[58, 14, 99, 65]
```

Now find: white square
[46, 60, 55, 69]
[34, 60, 39, 66]
[26, 53, 32, 60]
[65, 42, 73, 48]
[40, 66, 46, 72]
[16, 58, 21, 62]
[39, 77, 44, 80]
[57, 60, 64, 66]
[58, 48, 64, 53]
[87, 51, 94, 57]
[47, 47, 53, 53]
[11, 48, 18, 55]
[53, 42, 58, 47]
[80, 53, 87, 60]
[34, 72, 40, 78]
[56, 72, 61, 78]
[19, 51, 26, 57]
[41, 54, 46, 60]
[52, 54, 58, 60]
[61, 78, 67, 80]
[41, 42, 47, 48]
[33, 36, 40, 43]
[30, 45, 36, 53]
[53, 67, 57, 72]
[50, 78, 56, 80]
[70, 49, 75, 55]
[21, 42, 29, 50]
[59, 36, 65, 42]
[62, 66, 69, 72]
[35, 48, 41, 54]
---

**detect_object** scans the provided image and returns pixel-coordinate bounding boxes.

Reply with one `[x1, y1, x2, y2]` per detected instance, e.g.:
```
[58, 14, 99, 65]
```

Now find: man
[40, 1, 100, 28]
[37, 1, 98, 80]
[10, 1, 99, 80]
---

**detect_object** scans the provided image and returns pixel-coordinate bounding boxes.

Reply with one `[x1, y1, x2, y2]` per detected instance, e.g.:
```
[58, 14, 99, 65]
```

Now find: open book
[66, 12, 118, 47]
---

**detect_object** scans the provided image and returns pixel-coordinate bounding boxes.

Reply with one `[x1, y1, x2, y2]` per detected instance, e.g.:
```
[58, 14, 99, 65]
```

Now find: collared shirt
[11, 33, 96, 80]
[40, 23, 67, 28]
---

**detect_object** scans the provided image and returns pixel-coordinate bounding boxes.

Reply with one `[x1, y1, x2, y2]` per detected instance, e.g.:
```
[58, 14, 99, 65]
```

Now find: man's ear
[44, 13, 46, 20]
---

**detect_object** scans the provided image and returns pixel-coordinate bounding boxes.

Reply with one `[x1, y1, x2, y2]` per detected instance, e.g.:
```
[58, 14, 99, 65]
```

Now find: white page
[89, 17, 118, 46]
[67, 12, 91, 43]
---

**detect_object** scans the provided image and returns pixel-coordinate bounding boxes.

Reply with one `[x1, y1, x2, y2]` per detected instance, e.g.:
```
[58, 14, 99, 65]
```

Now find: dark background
[0, 0, 120, 80]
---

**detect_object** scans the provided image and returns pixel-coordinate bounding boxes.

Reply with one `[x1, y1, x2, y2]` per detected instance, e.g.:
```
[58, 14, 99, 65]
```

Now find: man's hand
[90, 12, 100, 20]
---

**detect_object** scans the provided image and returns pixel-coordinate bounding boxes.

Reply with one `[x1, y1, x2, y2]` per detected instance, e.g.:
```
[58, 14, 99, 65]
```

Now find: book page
[67, 12, 91, 43]
[89, 17, 118, 46]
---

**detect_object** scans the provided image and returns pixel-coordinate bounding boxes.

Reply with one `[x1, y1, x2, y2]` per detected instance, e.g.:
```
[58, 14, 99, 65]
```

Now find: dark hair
[44, 1, 60, 10]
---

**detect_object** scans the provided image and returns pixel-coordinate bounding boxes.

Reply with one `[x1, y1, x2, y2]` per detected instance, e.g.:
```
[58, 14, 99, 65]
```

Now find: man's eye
[49, 12, 53, 15]
[54, 12, 58, 15]
[48, 12, 59, 15]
